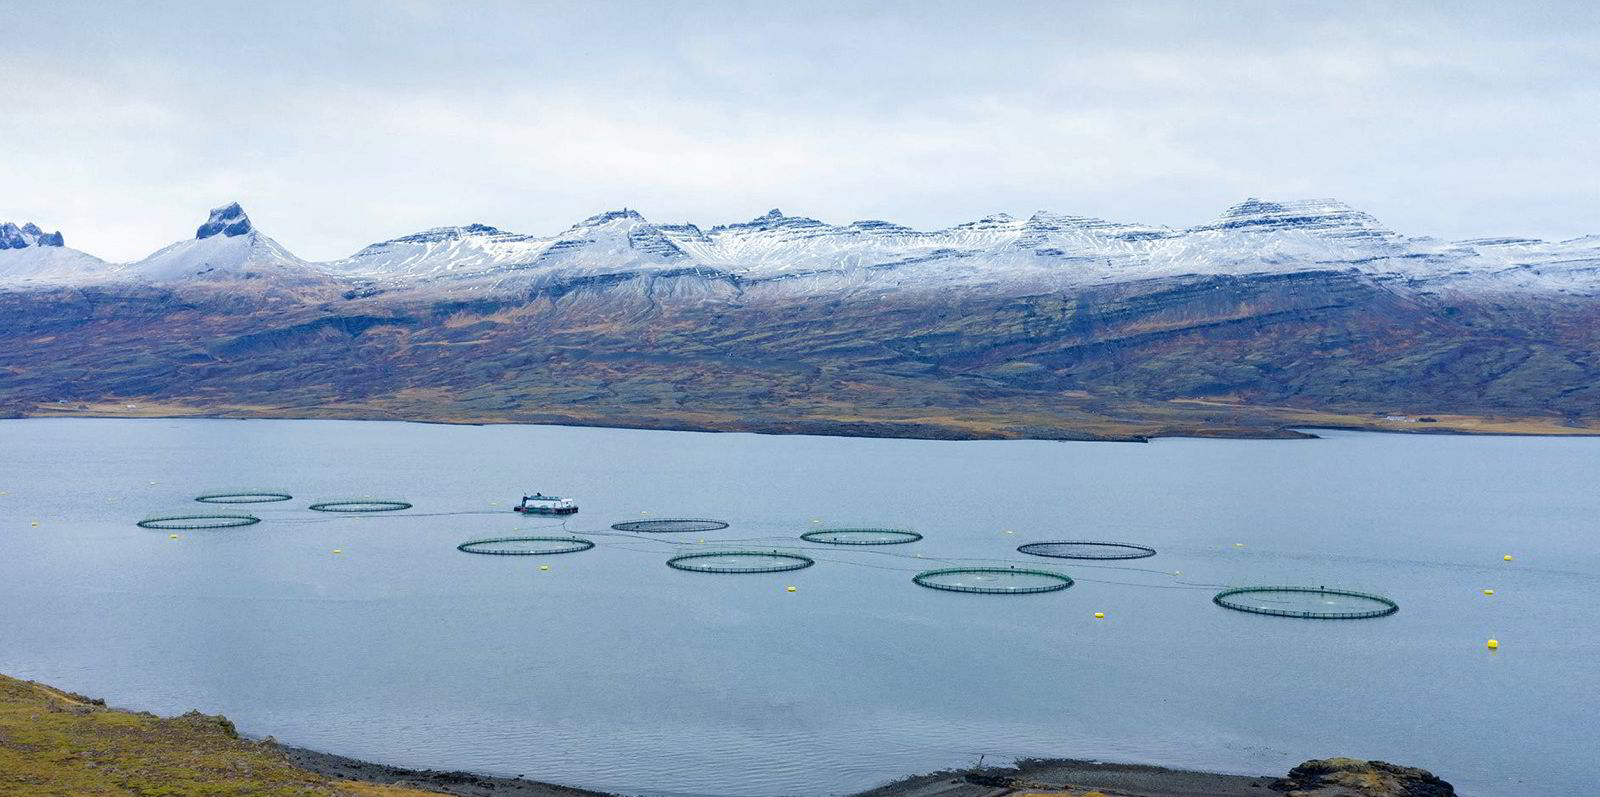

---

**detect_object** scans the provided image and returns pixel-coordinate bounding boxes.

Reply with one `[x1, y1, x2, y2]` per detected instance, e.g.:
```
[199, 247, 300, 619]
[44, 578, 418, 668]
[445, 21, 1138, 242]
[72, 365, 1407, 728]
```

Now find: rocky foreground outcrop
[1271, 757, 1455, 797]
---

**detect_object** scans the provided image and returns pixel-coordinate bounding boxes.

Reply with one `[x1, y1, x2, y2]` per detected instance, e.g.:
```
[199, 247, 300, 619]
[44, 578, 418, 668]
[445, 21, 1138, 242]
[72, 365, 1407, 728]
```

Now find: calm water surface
[1, 419, 1596, 796]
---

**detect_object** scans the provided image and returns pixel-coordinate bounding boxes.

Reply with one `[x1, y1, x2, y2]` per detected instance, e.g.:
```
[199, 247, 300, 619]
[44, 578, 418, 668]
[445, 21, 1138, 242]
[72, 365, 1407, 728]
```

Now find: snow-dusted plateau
[2, 200, 1597, 439]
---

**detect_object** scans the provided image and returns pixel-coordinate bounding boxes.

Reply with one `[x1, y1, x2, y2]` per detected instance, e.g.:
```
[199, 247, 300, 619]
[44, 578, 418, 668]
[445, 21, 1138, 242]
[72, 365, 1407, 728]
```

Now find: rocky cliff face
[194, 202, 254, 239]
[0, 222, 66, 249]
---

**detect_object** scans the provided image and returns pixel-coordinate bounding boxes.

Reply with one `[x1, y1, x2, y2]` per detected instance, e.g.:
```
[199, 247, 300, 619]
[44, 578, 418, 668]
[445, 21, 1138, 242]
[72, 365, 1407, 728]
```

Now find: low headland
[1, 673, 1455, 797]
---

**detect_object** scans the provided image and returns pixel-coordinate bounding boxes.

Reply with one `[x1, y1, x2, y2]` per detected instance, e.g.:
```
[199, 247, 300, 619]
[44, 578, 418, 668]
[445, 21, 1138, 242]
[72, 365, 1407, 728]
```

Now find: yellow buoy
[1234, 543, 1245, 547]
[169, 534, 178, 540]
[786, 586, 797, 593]
[1483, 589, 1495, 596]
[332, 549, 342, 554]
[30, 521, 39, 527]
[1503, 554, 1513, 561]
[1487, 639, 1499, 650]
[539, 565, 550, 571]
[1094, 612, 1105, 619]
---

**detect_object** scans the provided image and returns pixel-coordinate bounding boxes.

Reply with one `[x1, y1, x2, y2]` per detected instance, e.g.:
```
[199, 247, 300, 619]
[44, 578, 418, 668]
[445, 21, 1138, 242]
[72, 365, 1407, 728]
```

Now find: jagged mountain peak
[0, 221, 66, 249]
[196, 202, 253, 240]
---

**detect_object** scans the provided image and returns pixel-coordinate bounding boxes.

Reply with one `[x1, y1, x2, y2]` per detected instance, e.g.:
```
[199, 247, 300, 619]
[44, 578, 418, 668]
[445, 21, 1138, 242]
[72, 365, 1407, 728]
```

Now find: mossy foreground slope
[0, 674, 443, 797]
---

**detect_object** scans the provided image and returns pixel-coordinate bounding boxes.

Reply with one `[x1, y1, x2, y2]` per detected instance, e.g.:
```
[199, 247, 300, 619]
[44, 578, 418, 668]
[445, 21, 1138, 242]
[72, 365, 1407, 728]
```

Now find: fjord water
[2, 419, 1595, 796]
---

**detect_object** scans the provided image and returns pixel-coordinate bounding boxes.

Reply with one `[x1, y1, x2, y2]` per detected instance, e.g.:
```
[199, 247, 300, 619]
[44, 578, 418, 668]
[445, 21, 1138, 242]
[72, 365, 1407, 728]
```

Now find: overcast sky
[2, 0, 1596, 261]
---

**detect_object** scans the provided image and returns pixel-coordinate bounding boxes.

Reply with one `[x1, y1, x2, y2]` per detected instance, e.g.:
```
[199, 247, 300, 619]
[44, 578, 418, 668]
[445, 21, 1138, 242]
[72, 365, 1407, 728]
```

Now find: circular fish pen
[137, 513, 260, 530]
[666, 550, 815, 573]
[801, 527, 923, 545]
[308, 500, 413, 513]
[1213, 586, 1399, 619]
[611, 518, 730, 533]
[1017, 540, 1156, 560]
[194, 491, 293, 504]
[457, 536, 596, 556]
[913, 567, 1074, 595]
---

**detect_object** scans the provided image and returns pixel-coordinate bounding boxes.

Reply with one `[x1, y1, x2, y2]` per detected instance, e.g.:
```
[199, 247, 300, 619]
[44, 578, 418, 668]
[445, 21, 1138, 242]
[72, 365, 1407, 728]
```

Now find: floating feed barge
[514, 493, 579, 515]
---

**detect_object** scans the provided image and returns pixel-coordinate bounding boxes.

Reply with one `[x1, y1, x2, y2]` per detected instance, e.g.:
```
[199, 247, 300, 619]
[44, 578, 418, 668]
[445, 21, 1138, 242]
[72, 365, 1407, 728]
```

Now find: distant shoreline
[14, 401, 1597, 443]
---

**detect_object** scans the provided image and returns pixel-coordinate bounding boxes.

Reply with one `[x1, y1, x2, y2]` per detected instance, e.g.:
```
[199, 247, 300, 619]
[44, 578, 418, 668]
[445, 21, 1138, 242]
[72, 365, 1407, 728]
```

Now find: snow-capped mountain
[327, 223, 551, 279]
[121, 203, 328, 285]
[0, 221, 110, 287]
[327, 198, 1599, 297]
[326, 209, 705, 292]
[4, 198, 1597, 298]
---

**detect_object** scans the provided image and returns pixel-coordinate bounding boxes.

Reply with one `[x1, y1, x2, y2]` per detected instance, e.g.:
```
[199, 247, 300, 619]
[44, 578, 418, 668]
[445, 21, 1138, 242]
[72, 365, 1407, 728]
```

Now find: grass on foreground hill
[0, 674, 444, 797]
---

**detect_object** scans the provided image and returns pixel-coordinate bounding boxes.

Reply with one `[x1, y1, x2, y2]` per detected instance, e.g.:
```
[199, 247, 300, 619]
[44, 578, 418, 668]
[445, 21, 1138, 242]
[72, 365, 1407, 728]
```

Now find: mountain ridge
[2, 197, 1597, 441]
[3, 198, 1597, 296]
